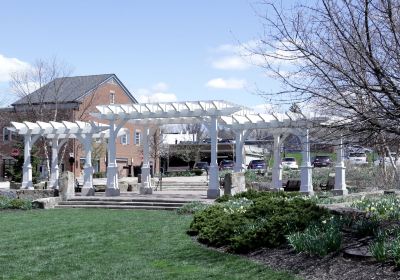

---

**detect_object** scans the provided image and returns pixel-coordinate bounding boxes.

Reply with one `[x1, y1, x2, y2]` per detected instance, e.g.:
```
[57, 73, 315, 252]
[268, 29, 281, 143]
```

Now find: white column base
[105, 188, 120, 196]
[141, 165, 151, 185]
[81, 187, 95, 196]
[272, 166, 283, 189]
[139, 187, 153, 195]
[106, 164, 119, 196]
[50, 166, 59, 189]
[207, 188, 220, 199]
[300, 165, 313, 195]
[207, 165, 220, 199]
[21, 182, 34, 190]
[333, 165, 347, 196]
[331, 189, 348, 196]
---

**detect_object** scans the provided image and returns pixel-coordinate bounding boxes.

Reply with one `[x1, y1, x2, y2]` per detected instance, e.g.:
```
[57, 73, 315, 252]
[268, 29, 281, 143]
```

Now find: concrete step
[157, 188, 208, 192]
[67, 197, 194, 203]
[159, 182, 208, 186]
[54, 204, 179, 210]
[58, 201, 184, 207]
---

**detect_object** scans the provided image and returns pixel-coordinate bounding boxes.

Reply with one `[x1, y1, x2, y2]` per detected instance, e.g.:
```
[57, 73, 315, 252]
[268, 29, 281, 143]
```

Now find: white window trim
[120, 131, 130, 145]
[3, 127, 11, 142]
[110, 91, 115, 104]
[134, 130, 141, 145]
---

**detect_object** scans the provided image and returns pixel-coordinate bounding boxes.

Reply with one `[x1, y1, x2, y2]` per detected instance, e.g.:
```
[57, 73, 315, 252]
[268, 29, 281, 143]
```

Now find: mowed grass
[0, 209, 296, 280]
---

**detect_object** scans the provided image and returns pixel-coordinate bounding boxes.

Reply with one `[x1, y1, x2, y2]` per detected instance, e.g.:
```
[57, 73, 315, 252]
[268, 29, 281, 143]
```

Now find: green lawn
[0, 209, 296, 280]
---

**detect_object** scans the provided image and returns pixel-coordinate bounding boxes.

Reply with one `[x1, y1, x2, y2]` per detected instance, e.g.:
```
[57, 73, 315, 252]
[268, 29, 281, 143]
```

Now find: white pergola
[7, 99, 348, 199]
[220, 112, 347, 195]
[8, 121, 127, 195]
[92, 100, 243, 198]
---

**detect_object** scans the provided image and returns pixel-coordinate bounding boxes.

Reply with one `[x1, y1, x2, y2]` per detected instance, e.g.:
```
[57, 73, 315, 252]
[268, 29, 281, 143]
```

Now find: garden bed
[183, 190, 400, 280]
[246, 243, 399, 280]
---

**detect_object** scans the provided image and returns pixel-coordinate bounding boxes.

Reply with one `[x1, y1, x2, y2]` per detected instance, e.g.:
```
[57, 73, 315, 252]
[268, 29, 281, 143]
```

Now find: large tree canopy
[256, 0, 400, 140]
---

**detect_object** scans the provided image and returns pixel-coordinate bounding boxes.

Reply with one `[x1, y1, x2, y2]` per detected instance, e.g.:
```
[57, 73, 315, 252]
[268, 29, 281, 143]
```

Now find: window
[134, 131, 141, 145]
[110, 91, 115, 104]
[2, 127, 11, 142]
[120, 131, 130, 145]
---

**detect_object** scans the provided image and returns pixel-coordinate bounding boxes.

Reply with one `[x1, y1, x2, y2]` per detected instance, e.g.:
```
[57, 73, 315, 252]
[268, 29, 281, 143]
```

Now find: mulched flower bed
[196, 230, 400, 280]
[247, 246, 398, 280]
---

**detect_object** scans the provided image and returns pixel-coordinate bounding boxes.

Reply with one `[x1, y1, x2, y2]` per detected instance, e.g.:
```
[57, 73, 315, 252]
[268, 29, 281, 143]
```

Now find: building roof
[12, 74, 137, 106]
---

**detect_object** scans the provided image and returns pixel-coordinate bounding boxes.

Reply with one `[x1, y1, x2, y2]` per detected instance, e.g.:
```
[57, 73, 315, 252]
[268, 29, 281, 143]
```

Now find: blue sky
[0, 0, 285, 110]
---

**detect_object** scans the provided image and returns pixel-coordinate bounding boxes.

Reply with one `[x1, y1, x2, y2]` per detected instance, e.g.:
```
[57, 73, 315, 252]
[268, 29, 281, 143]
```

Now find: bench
[284, 180, 301, 192]
[320, 176, 335, 191]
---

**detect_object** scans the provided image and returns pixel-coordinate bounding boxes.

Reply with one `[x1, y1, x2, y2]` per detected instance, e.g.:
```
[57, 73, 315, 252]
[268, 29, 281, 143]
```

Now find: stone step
[58, 201, 185, 207]
[54, 204, 180, 210]
[157, 188, 208, 192]
[158, 181, 208, 185]
[67, 197, 194, 204]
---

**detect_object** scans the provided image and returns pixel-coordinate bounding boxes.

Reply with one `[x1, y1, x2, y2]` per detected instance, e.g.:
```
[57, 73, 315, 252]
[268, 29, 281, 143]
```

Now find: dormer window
[3, 127, 11, 142]
[110, 91, 115, 104]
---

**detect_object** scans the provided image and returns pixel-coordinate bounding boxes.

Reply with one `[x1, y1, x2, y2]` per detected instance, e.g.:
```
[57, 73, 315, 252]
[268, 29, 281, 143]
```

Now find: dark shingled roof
[13, 74, 137, 105]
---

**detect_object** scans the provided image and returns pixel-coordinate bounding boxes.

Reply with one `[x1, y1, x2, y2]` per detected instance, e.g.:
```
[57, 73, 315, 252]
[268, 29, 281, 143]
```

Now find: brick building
[0, 74, 144, 180]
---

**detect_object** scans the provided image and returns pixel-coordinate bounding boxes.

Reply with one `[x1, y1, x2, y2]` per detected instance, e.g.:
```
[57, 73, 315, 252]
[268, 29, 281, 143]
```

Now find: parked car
[347, 152, 368, 165]
[281, 157, 299, 169]
[193, 161, 209, 172]
[218, 139, 233, 143]
[312, 155, 332, 168]
[219, 160, 234, 171]
[248, 160, 267, 171]
[374, 153, 400, 167]
[346, 145, 373, 154]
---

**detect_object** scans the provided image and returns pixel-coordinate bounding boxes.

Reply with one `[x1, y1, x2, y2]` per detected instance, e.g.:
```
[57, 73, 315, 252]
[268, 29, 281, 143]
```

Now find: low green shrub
[0, 196, 11, 209]
[287, 217, 342, 256]
[164, 171, 194, 177]
[93, 172, 106, 178]
[369, 231, 390, 262]
[391, 236, 400, 267]
[352, 195, 400, 221]
[176, 201, 210, 215]
[192, 169, 204, 176]
[0, 196, 33, 210]
[189, 191, 328, 253]
[352, 217, 380, 237]
[216, 189, 299, 203]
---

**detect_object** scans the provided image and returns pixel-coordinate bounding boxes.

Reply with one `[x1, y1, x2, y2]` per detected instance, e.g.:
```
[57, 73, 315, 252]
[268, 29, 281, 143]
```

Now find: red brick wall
[72, 80, 143, 177]
[0, 77, 145, 179]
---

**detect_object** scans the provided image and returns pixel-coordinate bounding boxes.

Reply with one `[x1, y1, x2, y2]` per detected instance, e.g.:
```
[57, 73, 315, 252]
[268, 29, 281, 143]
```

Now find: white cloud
[210, 40, 297, 71]
[205, 78, 246, 89]
[138, 92, 177, 103]
[0, 54, 30, 83]
[252, 103, 277, 114]
[151, 82, 168, 92]
[212, 56, 250, 70]
[136, 82, 178, 103]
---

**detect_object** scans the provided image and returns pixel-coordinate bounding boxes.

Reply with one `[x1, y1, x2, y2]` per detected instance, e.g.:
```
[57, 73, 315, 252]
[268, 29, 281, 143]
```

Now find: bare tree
[9, 57, 74, 180]
[253, 0, 400, 141]
[149, 127, 169, 174]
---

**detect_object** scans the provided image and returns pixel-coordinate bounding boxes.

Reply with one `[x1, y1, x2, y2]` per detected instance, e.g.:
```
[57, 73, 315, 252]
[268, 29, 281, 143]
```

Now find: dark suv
[312, 156, 332, 168]
[193, 162, 209, 172]
[248, 160, 266, 171]
[219, 160, 234, 171]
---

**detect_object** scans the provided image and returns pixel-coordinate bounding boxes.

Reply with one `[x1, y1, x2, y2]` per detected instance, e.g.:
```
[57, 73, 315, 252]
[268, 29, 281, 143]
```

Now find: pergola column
[106, 120, 120, 196]
[50, 138, 59, 189]
[300, 129, 314, 195]
[234, 130, 245, 172]
[333, 137, 348, 196]
[207, 116, 220, 199]
[140, 126, 153, 194]
[272, 134, 283, 190]
[21, 134, 34, 190]
[81, 134, 95, 196]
